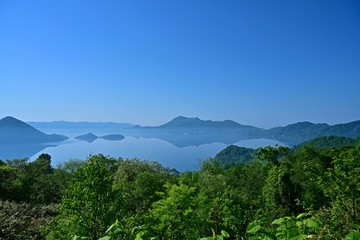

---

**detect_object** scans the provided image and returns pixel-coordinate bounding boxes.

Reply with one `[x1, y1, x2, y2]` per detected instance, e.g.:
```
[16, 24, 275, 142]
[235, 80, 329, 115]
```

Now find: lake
[24, 133, 284, 171]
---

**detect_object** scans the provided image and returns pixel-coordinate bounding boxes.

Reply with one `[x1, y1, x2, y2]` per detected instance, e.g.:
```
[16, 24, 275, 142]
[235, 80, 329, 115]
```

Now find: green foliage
[98, 219, 125, 240]
[0, 154, 67, 204]
[4, 137, 360, 239]
[320, 145, 360, 236]
[344, 232, 360, 240]
[196, 160, 251, 238]
[0, 200, 58, 239]
[148, 183, 200, 239]
[214, 145, 256, 167]
[257, 145, 289, 166]
[246, 213, 321, 240]
[299, 136, 357, 149]
[199, 229, 230, 240]
[48, 154, 115, 240]
[112, 159, 178, 236]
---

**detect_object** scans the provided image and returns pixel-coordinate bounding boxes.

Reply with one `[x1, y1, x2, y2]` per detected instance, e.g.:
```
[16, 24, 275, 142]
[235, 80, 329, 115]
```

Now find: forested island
[0, 136, 359, 239]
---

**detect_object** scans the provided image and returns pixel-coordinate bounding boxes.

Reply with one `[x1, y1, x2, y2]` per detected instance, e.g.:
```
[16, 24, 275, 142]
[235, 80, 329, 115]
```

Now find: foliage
[199, 229, 230, 240]
[2, 139, 360, 240]
[246, 213, 321, 240]
[320, 145, 360, 237]
[148, 183, 200, 239]
[0, 200, 58, 240]
[0, 154, 69, 203]
[47, 154, 115, 240]
[214, 145, 256, 166]
[298, 136, 357, 149]
[111, 158, 179, 237]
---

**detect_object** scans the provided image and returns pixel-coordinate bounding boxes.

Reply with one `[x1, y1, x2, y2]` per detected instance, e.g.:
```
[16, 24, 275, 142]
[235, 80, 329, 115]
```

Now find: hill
[214, 145, 256, 166]
[0, 116, 68, 143]
[297, 136, 358, 149]
[101, 134, 125, 141]
[74, 133, 125, 142]
[266, 120, 360, 144]
[75, 133, 98, 143]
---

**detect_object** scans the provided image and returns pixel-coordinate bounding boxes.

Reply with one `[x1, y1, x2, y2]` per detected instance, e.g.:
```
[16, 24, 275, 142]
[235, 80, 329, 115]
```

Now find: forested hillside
[0, 142, 359, 239]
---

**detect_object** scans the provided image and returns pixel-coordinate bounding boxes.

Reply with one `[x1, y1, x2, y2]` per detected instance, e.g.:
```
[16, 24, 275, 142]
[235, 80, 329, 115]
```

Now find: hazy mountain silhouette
[266, 120, 360, 144]
[75, 133, 98, 143]
[28, 121, 133, 130]
[0, 116, 68, 143]
[101, 134, 125, 141]
[127, 116, 360, 147]
[74, 133, 125, 143]
[126, 116, 265, 147]
[3, 116, 360, 148]
[157, 116, 258, 130]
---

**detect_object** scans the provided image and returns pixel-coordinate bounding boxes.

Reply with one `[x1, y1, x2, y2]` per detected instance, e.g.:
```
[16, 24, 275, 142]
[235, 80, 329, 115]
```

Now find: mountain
[136, 116, 264, 136]
[266, 120, 360, 144]
[325, 120, 360, 137]
[126, 116, 265, 147]
[157, 116, 253, 129]
[0, 116, 68, 143]
[127, 116, 360, 147]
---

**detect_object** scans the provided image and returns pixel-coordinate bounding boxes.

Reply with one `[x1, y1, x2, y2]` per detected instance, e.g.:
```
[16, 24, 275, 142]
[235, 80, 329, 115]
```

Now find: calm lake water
[26, 133, 284, 171]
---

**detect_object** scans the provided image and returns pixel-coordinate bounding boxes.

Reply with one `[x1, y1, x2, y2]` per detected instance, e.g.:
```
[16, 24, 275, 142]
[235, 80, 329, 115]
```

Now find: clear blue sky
[0, 0, 359, 128]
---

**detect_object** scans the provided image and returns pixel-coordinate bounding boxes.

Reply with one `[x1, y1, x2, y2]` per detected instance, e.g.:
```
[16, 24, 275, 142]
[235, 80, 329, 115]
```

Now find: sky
[0, 0, 359, 128]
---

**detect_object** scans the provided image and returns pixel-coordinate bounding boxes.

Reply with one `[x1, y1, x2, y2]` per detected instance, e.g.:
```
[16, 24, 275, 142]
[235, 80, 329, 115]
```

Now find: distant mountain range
[28, 121, 133, 131]
[265, 121, 360, 144]
[129, 116, 360, 146]
[128, 116, 265, 147]
[2, 116, 360, 147]
[0, 116, 68, 143]
[156, 116, 259, 130]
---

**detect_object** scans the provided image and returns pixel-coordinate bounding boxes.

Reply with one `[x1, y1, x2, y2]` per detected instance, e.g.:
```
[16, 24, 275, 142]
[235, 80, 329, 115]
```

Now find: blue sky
[0, 0, 359, 128]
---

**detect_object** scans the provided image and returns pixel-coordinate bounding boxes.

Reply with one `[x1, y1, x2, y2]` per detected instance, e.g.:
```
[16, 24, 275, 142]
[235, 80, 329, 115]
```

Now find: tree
[148, 183, 200, 239]
[321, 145, 360, 236]
[47, 154, 114, 240]
[258, 146, 300, 218]
[112, 159, 178, 236]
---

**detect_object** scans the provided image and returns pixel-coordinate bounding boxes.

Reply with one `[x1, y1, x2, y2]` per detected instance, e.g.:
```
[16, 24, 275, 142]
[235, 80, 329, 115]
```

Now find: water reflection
[25, 136, 284, 172]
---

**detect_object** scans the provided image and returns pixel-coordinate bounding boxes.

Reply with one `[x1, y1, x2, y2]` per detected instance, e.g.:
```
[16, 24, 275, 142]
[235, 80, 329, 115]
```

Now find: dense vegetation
[0, 142, 359, 239]
[297, 136, 359, 149]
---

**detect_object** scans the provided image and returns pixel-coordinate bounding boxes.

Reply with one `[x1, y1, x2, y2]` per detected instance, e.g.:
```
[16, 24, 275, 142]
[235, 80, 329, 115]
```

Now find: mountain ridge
[266, 120, 360, 144]
[0, 116, 68, 143]
[156, 116, 260, 130]
[28, 121, 133, 130]
[3, 115, 360, 146]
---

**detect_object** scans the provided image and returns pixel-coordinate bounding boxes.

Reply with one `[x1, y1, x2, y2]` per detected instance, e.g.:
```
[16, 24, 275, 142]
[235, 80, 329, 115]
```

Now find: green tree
[112, 159, 178, 236]
[258, 146, 300, 218]
[148, 183, 200, 239]
[47, 154, 114, 240]
[321, 145, 360, 236]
